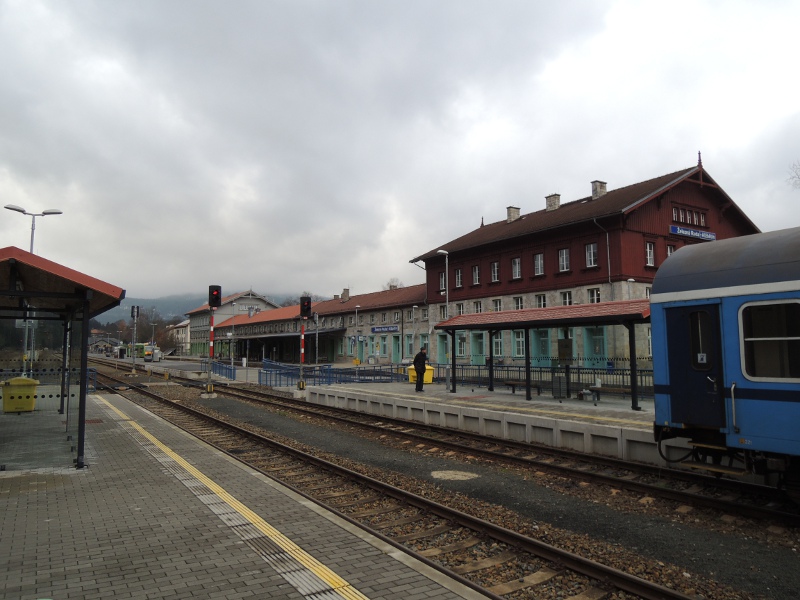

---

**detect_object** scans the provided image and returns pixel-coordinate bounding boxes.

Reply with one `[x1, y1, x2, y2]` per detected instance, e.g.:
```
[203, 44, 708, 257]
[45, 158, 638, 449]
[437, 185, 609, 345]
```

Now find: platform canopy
[1, 246, 126, 469]
[433, 298, 651, 409]
[434, 298, 651, 332]
[0, 246, 125, 321]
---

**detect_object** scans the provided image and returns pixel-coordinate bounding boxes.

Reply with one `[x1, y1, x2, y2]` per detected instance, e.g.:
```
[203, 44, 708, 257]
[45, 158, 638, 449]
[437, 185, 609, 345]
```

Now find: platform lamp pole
[5, 204, 63, 376]
[437, 249, 450, 391]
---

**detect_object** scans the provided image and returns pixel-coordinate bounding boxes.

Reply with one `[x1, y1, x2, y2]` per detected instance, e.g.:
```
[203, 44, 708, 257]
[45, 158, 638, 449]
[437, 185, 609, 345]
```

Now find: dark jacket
[413, 351, 428, 372]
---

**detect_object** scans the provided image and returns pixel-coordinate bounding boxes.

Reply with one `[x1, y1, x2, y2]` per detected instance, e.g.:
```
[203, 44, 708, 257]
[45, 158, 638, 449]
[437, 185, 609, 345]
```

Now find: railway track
[200, 382, 800, 527]
[95, 370, 696, 599]
[89, 358, 800, 526]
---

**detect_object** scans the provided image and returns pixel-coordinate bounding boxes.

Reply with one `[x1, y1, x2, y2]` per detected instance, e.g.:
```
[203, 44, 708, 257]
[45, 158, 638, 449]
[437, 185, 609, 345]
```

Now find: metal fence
[257, 358, 653, 395]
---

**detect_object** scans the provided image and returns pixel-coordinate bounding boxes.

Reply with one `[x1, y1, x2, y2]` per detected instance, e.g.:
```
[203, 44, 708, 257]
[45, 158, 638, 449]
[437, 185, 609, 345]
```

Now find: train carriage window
[741, 301, 800, 379]
[689, 311, 714, 370]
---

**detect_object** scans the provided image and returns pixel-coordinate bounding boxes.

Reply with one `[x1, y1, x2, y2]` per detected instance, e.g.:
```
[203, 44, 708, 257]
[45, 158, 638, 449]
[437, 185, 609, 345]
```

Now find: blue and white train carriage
[651, 226, 800, 496]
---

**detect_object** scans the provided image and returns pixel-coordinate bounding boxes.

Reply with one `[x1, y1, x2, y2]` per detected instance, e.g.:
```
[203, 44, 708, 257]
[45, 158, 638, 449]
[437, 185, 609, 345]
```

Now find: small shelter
[0, 247, 125, 468]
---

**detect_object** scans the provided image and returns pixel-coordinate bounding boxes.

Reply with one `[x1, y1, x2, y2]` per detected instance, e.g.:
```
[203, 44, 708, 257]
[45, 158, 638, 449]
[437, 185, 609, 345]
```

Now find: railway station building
[209, 157, 759, 368]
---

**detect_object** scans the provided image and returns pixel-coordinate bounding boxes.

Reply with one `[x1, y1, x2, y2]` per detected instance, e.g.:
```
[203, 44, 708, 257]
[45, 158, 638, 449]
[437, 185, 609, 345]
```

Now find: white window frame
[473, 301, 482, 313]
[585, 242, 598, 268]
[558, 248, 570, 272]
[472, 265, 480, 285]
[535, 294, 546, 308]
[456, 302, 464, 315]
[513, 330, 525, 357]
[561, 291, 572, 306]
[491, 261, 500, 282]
[493, 299, 502, 312]
[588, 288, 601, 304]
[439, 272, 445, 290]
[511, 257, 521, 279]
[455, 268, 463, 288]
[513, 296, 523, 310]
[534, 252, 544, 276]
[646, 241, 655, 267]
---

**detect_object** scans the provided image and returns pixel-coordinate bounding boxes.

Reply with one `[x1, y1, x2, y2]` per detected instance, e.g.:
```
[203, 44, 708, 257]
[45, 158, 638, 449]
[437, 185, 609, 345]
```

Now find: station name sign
[670, 225, 716, 241]
[371, 325, 399, 333]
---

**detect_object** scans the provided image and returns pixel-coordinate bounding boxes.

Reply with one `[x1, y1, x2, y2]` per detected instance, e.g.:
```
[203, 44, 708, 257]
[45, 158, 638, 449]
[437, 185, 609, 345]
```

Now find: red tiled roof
[435, 299, 650, 331]
[0, 246, 126, 319]
[214, 284, 428, 328]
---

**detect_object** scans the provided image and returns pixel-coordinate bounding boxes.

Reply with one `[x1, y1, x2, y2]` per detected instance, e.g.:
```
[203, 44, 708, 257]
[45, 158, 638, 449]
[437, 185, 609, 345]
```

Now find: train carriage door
[665, 304, 725, 428]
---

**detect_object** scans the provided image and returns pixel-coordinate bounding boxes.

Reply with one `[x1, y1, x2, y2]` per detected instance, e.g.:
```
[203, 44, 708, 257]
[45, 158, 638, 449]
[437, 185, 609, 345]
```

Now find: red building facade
[411, 158, 759, 366]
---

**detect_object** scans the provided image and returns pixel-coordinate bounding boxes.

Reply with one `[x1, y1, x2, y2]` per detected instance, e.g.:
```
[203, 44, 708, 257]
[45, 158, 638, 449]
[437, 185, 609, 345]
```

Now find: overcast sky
[2, 1, 798, 301]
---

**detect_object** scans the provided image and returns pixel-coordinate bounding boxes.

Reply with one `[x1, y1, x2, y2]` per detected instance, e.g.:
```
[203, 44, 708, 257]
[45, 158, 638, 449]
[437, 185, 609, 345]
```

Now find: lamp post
[231, 302, 236, 369]
[354, 305, 361, 367]
[627, 278, 635, 300]
[437, 249, 450, 391]
[5, 204, 63, 376]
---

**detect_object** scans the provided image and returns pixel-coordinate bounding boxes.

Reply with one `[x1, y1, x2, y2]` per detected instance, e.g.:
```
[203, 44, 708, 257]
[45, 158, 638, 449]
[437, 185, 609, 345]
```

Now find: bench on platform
[503, 380, 542, 396]
[587, 386, 630, 405]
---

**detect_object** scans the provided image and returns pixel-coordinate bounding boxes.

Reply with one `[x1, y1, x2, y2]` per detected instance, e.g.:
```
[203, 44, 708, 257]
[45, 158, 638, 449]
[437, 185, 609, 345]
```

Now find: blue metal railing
[255, 358, 653, 394]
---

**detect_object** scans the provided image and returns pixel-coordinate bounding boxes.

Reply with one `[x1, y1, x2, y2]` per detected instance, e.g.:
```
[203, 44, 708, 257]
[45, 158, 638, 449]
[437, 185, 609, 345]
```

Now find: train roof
[650, 226, 800, 303]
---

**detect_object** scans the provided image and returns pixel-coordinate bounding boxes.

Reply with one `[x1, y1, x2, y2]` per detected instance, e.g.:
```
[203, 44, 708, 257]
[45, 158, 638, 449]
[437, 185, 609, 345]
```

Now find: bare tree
[383, 277, 404, 290]
[790, 160, 800, 189]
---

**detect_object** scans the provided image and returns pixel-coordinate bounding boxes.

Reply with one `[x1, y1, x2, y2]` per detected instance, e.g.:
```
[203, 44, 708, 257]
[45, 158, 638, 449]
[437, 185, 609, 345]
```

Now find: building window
[455, 268, 463, 288]
[561, 291, 572, 306]
[646, 287, 651, 298]
[588, 288, 601, 304]
[421, 308, 428, 320]
[672, 207, 678, 221]
[456, 332, 467, 357]
[535, 294, 546, 308]
[667, 244, 676, 257]
[380, 336, 388, 356]
[405, 334, 414, 356]
[491, 261, 500, 282]
[439, 305, 447, 319]
[511, 257, 521, 279]
[348, 316, 355, 325]
[393, 311, 400, 322]
[585, 243, 598, 268]
[419, 333, 429, 352]
[456, 303, 464, 315]
[406, 309, 413, 320]
[493, 299, 502, 312]
[382, 312, 387, 323]
[647, 326, 652, 357]
[473, 301, 482, 313]
[358, 315, 363, 325]
[679, 208, 686, 222]
[493, 334, 503, 358]
[558, 248, 570, 272]
[700, 213, 706, 227]
[370, 314, 376, 324]
[439, 272, 446, 290]
[513, 296, 523, 310]
[513, 330, 525, 357]
[646, 241, 655, 266]
[472, 265, 480, 285]
[534, 252, 544, 276]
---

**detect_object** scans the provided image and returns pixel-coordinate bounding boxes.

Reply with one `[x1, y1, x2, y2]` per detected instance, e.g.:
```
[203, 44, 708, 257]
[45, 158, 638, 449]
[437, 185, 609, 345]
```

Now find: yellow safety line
[97, 397, 370, 600]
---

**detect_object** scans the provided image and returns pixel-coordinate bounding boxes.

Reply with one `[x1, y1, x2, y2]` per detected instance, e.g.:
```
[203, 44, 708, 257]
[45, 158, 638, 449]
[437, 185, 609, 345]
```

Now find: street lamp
[4, 204, 63, 254]
[354, 305, 361, 364]
[5, 204, 63, 376]
[437, 249, 451, 391]
[231, 302, 236, 369]
[627, 278, 635, 300]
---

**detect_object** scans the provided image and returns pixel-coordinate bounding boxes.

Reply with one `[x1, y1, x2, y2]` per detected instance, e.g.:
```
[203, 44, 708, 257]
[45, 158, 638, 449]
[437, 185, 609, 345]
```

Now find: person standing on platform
[413, 347, 428, 392]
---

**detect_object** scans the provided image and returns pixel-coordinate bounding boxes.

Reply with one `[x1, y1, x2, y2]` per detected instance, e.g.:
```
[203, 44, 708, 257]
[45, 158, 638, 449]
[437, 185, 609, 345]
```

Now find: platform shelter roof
[0, 246, 126, 320]
[434, 298, 651, 332]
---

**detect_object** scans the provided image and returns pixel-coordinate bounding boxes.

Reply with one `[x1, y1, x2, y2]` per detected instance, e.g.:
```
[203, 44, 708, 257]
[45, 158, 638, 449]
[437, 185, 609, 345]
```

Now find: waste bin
[407, 365, 434, 384]
[2, 377, 39, 412]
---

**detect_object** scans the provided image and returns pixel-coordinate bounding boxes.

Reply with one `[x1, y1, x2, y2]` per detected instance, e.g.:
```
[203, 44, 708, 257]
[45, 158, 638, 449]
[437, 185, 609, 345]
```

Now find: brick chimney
[591, 180, 607, 200]
[341, 288, 350, 302]
[545, 193, 561, 211]
[506, 206, 520, 223]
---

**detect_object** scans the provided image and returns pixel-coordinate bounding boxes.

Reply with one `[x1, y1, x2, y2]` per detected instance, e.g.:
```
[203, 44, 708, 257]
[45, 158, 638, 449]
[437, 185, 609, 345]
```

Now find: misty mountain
[96, 294, 207, 325]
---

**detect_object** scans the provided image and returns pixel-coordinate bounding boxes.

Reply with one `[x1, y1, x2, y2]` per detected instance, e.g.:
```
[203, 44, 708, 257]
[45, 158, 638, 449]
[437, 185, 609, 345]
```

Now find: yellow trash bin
[407, 366, 434, 384]
[2, 377, 39, 413]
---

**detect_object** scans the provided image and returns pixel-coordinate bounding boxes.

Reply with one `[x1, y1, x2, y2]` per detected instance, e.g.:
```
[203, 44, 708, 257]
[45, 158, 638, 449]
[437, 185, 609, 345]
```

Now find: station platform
[0, 393, 486, 600]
